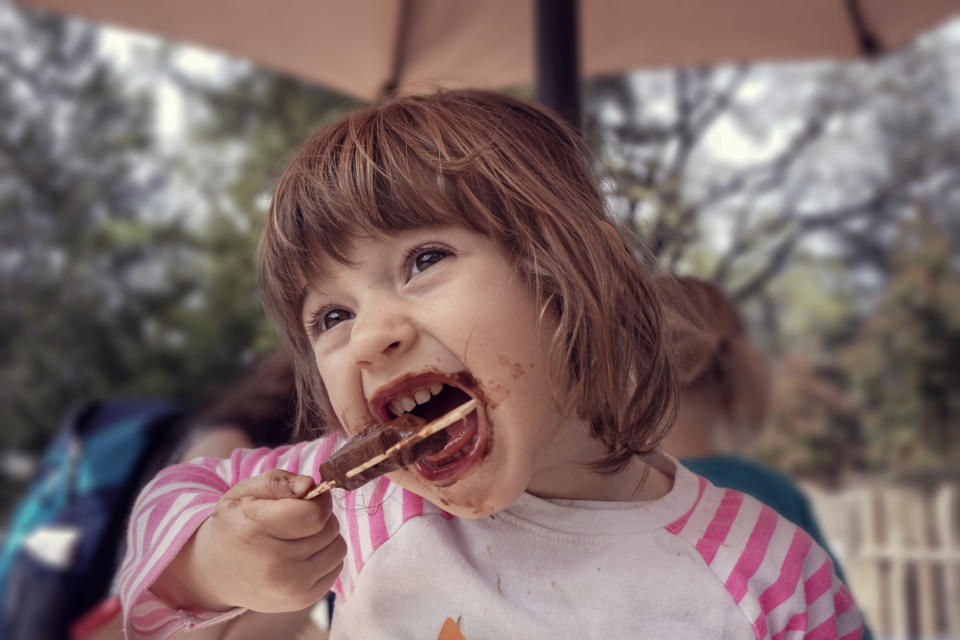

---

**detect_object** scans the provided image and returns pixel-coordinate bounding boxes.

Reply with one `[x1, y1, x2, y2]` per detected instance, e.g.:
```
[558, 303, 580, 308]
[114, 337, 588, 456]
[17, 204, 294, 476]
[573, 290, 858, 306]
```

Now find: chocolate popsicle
[317, 414, 444, 491]
[305, 398, 479, 499]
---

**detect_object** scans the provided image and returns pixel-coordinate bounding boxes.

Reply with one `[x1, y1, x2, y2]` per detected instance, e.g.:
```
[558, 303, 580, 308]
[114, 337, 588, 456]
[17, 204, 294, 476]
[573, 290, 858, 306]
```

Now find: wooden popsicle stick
[304, 479, 336, 500]
[303, 398, 479, 500]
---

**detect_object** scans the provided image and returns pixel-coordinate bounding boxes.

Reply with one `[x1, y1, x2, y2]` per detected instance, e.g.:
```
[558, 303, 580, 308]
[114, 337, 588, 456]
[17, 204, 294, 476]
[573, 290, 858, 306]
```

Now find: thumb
[223, 469, 315, 500]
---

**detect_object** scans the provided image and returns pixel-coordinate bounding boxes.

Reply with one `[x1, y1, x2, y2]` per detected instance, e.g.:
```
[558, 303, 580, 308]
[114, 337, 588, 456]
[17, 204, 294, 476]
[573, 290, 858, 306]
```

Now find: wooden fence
[804, 480, 960, 640]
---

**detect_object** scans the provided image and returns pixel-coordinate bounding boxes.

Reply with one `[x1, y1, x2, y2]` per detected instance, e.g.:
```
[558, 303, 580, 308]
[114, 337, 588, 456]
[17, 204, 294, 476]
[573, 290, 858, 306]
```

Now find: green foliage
[0, 6, 354, 466]
[839, 213, 960, 472]
[0, 7, 167, 451]
[760, 350, 866, 485]
[588, 29, 960, 480]
[758, 214, 960, 482]
[164, 68, 359, 375]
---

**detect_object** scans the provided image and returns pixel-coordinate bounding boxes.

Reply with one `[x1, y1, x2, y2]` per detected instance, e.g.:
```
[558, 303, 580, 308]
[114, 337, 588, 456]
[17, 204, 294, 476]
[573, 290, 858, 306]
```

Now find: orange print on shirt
[437, 617, 466, 640]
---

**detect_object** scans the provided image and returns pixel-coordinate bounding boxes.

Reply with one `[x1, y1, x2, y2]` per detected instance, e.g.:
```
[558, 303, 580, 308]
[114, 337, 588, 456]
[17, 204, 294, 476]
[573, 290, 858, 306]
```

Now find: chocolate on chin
[317, 414, 448, 491]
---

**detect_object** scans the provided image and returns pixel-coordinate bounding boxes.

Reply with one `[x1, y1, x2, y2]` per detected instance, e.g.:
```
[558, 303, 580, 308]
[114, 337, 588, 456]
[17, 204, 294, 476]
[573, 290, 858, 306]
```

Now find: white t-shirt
[331, 456, 855, 639]
[119, 437, 863, 640]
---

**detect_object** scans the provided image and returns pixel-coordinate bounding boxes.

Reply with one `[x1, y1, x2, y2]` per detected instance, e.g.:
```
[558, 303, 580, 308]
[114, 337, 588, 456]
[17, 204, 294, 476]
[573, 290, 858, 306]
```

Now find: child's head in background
[258, 89, 676, 516]
[658, 276, 770, 452]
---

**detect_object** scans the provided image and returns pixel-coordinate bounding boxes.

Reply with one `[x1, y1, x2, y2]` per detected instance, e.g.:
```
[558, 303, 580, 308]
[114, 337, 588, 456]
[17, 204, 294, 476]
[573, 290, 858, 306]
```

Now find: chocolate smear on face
[452, 371, 479, 394]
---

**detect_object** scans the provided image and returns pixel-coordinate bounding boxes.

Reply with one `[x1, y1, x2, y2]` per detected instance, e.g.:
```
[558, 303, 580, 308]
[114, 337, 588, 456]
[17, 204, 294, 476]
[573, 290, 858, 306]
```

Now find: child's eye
[308, 307, 354, 337]
[407, 245, 451, 278]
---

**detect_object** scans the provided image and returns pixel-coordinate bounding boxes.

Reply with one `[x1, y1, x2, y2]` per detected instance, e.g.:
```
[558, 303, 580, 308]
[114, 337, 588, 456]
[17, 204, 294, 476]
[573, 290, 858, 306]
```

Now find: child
[117, 90, 863, 639]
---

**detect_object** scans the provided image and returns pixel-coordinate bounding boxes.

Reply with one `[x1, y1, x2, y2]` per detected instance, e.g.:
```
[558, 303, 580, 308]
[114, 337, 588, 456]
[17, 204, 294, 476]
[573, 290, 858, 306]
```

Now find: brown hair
[657, 276, 770, 433]
[258, 89, 675, 472]
[192, 350, 297, 447]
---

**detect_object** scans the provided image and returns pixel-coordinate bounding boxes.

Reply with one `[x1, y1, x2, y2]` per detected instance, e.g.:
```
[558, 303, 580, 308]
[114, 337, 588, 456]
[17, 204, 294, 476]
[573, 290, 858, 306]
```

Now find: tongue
[422, 414, 475, 463]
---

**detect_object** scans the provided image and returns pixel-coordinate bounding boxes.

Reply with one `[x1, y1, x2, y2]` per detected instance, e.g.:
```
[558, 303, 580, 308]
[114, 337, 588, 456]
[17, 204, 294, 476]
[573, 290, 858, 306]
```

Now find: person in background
[658, 275, 872, 640]
[176, 350, 297, 462]
[75, 351, 328, 640]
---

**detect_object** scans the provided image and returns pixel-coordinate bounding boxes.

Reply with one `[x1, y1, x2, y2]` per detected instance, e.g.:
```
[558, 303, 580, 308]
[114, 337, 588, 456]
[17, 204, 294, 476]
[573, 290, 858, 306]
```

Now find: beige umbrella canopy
[17, 0, 960, 125]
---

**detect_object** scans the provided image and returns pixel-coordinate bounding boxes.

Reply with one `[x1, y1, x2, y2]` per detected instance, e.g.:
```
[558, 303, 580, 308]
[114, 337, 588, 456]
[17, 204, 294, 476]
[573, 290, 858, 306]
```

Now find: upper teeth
[388, 382, 444, 417]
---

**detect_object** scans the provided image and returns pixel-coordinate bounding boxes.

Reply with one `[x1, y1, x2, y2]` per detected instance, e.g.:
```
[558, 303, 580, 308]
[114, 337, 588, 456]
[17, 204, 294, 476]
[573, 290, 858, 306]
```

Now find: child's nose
[350, 306, 417, 368]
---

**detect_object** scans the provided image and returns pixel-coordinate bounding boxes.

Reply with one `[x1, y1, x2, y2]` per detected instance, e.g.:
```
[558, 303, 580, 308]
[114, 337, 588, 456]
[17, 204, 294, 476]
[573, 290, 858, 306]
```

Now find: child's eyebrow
[300, 281, 332, 299]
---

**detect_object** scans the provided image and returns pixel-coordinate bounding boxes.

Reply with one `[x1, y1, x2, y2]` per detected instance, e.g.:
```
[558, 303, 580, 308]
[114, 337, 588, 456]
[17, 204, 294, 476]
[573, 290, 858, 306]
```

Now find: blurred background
[0, 1, 958, 637]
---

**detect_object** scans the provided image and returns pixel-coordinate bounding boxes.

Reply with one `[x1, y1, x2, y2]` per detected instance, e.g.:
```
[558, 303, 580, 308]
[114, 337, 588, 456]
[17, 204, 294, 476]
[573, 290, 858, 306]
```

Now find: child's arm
[151, 470, 343, 612]
[755, 522, 865, 639]
[117, 440, 344, 640]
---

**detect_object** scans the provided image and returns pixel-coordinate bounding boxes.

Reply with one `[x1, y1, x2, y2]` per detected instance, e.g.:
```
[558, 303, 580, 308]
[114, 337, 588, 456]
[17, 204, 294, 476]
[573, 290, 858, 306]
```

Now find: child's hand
[155, 469, 346, 614]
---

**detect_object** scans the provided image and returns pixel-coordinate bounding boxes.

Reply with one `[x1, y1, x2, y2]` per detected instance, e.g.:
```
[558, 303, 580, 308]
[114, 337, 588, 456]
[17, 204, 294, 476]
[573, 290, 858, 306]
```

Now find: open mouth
[382, 381, 482, 480]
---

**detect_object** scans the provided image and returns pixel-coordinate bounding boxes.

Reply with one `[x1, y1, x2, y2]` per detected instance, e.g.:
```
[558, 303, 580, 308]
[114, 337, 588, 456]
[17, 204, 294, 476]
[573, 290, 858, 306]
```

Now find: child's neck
[527, 449, 674, 503]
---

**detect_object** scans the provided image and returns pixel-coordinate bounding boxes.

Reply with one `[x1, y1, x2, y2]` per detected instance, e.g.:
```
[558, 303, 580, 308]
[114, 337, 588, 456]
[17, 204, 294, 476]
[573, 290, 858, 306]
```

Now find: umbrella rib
[383, 0, 414, 97]
[843, 0, 882, 56]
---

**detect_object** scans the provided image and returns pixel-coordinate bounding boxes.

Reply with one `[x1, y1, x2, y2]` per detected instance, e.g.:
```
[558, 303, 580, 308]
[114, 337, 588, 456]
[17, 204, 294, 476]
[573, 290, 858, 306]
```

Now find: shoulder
[681, 456, 816, 526]
[681, 455, 803, 497]
[665, 477, 862, 638]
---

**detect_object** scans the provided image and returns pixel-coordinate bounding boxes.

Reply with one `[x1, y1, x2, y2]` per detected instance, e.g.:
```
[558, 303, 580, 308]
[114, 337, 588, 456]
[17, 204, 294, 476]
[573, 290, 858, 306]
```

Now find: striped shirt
[117, 440, 863, 639]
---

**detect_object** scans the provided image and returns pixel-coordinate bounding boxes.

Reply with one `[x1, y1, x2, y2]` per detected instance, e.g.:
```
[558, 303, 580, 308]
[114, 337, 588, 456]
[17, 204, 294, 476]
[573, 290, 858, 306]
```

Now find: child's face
[301, 225, 593, 517]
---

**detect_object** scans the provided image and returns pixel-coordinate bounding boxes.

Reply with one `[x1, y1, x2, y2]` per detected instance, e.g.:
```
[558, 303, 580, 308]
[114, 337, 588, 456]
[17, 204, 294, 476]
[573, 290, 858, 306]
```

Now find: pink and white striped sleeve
[116, 439, 333, 639]
[667, 477, 864, 640]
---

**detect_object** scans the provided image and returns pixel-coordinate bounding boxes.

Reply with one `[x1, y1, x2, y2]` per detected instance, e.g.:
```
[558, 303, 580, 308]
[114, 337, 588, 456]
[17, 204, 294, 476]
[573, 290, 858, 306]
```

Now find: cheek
[336, 406, 371, 436]
[314, 357, 365, 434]
[463, 286, 543, 357]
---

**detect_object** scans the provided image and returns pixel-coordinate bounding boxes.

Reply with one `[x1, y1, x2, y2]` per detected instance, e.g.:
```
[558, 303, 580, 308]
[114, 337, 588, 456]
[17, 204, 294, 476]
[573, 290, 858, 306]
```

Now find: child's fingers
[307, 559, 345, 598]
[293, 515, 345, 562]
[243, 496, 334, 540]
[223, 469, 315, 501]
[256, 537, 345, 611]
[273, 559, 345, 613]
[302, 554, 346, 598]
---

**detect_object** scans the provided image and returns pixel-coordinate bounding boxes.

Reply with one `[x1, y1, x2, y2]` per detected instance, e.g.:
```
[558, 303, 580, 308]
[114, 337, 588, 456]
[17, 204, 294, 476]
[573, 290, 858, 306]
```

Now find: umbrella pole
[535, 0, 582, 131]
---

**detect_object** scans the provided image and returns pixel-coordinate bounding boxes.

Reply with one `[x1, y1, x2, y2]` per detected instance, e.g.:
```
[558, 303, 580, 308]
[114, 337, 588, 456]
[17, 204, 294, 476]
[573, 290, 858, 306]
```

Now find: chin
[443, 503, 496, 519]
[430, 494, 508, 519]
[430, 475, 525, 519]
[393, 465, 521, 519]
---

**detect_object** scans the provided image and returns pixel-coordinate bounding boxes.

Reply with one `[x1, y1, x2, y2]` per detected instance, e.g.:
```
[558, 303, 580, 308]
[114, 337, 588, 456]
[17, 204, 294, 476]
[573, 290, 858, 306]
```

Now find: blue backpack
[0, 398, 188, 640]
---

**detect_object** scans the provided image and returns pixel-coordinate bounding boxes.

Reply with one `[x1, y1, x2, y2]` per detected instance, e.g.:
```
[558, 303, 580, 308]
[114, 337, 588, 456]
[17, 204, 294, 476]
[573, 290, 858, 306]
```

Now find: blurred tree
[0, 5, 168, 452]
[583, 25, 960, 479]
[585, 27, 960, 331]
[156, 58, 358, 383]
[761, 350, 865, 486]
[0, 4, 353, 469]
[839, 212, 960, 473]
[761, 213, 960, 482]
